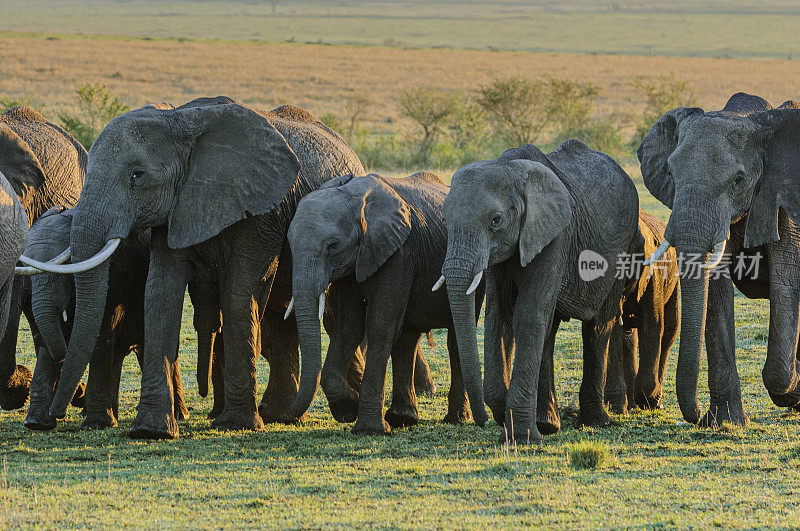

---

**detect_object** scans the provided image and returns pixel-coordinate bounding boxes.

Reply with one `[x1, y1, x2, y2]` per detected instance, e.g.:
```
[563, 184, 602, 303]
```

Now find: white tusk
[62, 310, 68, 323]
[16, 239, 121, 275]
[643, 239, 671, 266]
[702, 240, 727, 270]
[431, 275, 445, 292]
[318, 292, 325, 320]
[466, 270, 483, 295]
[15, 247, 74, 276]
[283, 297, 295, 320]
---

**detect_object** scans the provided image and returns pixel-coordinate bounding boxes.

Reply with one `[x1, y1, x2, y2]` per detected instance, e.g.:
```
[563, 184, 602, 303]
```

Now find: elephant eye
[326, 240, 339, 255]
[130, 172, 140, 190]
[733, 171, 747, 188]
[490, 213, 504, 229]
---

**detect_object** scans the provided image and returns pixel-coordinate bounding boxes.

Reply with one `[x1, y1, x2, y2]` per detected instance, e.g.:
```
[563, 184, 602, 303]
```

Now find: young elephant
[605, 208, 680, 414]
[21, 207, 188, 430]
[288, 172, 482, 434]
[441, 141, 639, 444]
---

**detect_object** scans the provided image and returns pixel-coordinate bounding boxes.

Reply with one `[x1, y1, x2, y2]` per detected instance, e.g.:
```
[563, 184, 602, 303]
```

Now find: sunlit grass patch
[566, 440, 616, 470]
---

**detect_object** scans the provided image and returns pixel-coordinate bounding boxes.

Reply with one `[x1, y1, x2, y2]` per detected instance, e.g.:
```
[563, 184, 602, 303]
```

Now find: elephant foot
[24, 411, 57, 431]
[443, 405, 471, 425]
[384, 405, 419, 429]
[211, 408, 265, 432]
[174, 400, 189, 421]
[769, 390, 800, 409]
[537, 413, 561, 436]
[258, 402, 304, 425]
[82, 412, 117, 430]
[414, 376, 436, 398]
[604, 393, 628, 415]
[498, 426, 541, 446]
[129, 409, 179, 439]
[353, 415, 391, 435]
[328, 397, 359, 423]
[0, 365, 32, 410]
[207, 404, 224, 420]
[577, 405, 611, 428]
[698, 400, 748, 428]
[634, 391, 664, 411]
[70, 382, 87, 409]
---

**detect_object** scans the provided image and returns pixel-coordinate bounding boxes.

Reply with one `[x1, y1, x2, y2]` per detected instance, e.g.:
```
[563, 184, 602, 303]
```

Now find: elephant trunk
[290, 288, 325, 418]
[674, 263, 710, 425]
[49, 213, 112, 419]
[31, 300, 68, 364]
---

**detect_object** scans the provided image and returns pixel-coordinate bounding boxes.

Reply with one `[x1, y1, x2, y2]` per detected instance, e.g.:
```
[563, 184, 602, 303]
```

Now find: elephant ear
[352, 175, 412, 282]
[744, 109, 800, 248]
[0, 122, 46, 223]
[637, 107, 704, 209]
[167, 103, 301, 249]
[513, 160, 574, 267]
[319, 174, 355, 190]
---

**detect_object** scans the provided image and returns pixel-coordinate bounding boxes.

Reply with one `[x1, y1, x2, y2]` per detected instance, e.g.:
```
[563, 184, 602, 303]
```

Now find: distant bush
[320, 112, 344, 133]
[447, 100, 494, 165]
[477, 77, 549, 146]
[59, 82, 130, 149]
[343, 89, 373, 139]
[399, 86, 460, 162]
[546, 78, 601, 138]
[630, 74, 694, 149]
[0, 96, 46, 115]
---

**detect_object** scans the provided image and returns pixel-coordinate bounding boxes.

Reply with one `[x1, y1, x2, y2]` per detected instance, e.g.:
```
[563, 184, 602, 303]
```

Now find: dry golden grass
[2, 35, 799, 135]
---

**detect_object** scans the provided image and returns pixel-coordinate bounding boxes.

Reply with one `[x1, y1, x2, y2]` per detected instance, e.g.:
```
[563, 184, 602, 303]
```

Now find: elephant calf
[605, 208, 680, 414]
[22, 207, 188, 430]
[288, 172, 481, 434]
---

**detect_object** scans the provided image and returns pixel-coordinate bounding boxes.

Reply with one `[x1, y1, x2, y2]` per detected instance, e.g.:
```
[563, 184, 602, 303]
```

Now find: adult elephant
[638, 92, 800, 425]
[0, 171, 28, 360]
[0, 106, 86, 410]
[441, 141, 639, 444]
[19, 97, 365, 439]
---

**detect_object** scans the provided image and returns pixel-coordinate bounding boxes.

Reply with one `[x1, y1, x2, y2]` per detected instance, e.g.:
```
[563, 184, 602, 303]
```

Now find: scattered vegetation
[630, 74, 695, 149]
[58, 82, 130, 148]
[567, 439, 616, 470]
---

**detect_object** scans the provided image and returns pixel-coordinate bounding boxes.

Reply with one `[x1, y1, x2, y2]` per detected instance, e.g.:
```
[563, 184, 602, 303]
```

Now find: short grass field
[0, 167, 797, 527]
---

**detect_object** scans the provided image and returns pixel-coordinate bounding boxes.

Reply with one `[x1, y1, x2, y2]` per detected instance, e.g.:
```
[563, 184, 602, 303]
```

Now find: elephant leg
[536, 317, 561, 435]
[23, 346, 60, 430]
[171, 351, 188, 421]
[605, 321, 629, 414]
[0, 277, 32, 410]
[443, 328, 470, 424]
[635, 289, 666, 410]
[658, 289, 679, 401]
[128, 248, 190, 440]
[258, 313, 302, 424]
[577, 318, 614, 428]
[763, 279, 800, 408]
[623, 328, 638, 410]
[385, 329, 421, 429]
[82, 337, 120, 429]
[700, 277, 748, 426]
[209, 331, 225, 419]
[413, 337, 436, 398]
[484, 271, 515, 426]
[322, 281, 365, 423]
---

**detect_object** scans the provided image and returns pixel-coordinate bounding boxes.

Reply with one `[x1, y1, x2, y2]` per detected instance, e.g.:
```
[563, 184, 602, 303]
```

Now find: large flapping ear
[513, 159, 574, 267]
[637, 107, 704, 209]
[0, 123, 46, 223]
[744, 108, 800, 248]
[350, 175, 412, 282]
[167, 103, 301, 249]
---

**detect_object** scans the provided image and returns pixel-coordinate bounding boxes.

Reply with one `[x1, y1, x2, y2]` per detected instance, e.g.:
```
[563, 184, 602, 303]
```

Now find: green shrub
[320, 112, 343, 133]
[630, 74, 694, 149]
[399, 86, 460, 162]
[565, 118, 625, 156]
[567, 440, 615, 470]
[343, 90, 373, 139]
[0, 96, 46, 115]
[59, 82, 130, 149]
[477, 77, 549, 146]
[546, 78, 601, 137]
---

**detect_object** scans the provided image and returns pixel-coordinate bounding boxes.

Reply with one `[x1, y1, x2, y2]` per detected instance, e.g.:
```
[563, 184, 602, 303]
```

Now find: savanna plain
[1, 1, 800, 527]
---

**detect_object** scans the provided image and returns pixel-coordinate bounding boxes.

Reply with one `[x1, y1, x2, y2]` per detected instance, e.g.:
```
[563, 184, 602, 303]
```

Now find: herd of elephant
[0, 91, 798, 444]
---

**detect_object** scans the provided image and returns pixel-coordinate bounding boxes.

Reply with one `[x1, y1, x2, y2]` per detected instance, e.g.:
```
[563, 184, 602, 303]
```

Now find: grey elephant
[441, 141, 639, 444]
[639, 92, 800, 426]
[605, 208, 680, 414]
[0, 106, 86, 410]
[20, 207, 189, 430]
[287, 172, 479, 434]
[20, 97, 365, 439]
[0, 171, 28, 359]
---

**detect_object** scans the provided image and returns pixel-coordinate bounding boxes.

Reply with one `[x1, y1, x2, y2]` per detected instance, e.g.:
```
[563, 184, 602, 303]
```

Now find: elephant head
[441, 157, 574, 427]
[286, 173, 413, 417]
[17, 97, 302, 419]
[638, 92, 800, 422]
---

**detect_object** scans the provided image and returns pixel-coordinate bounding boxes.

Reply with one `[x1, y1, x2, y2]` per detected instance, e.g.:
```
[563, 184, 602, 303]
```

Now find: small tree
[631, 74, 694, 147]
[59, 82, 130, 149]
[399, 87, 459, 157]
[546, 78, 601, 138]
[477, 77, 548, 146]
[448, 99, 492, 164]
[343, 90, 373, 139]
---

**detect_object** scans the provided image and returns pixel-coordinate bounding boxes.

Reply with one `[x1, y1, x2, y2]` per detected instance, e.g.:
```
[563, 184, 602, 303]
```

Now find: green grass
[0, 171, 798, 526]
[566, 440, 616, 470]
[1, 0, 800, 59]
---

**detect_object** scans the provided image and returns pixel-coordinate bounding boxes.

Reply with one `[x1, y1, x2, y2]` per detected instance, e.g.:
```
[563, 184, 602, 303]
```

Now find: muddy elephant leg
[0, 278, 32, 410]
[443, 329, 470, 424]
[577, 318, 614, 428]
[413, 338, 436, 398]
[537, 317, 561, 435]
[258, 313, 303, 424]
[209, 331, 225, 419]
[700, 277, 748, 426]
[385, 329, 421, 429]
[171, 351, 188, 421]
[128, 244, 191, 440]
[322, 281, 365, 423]
[605, 322, 633, 414]
[23, 346, 59, 430]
